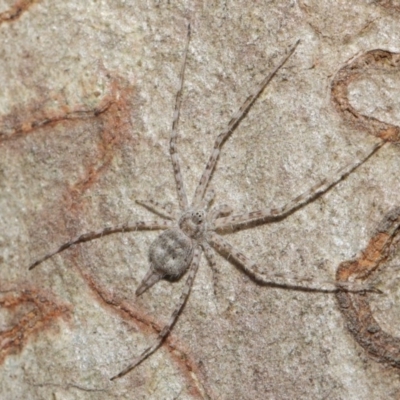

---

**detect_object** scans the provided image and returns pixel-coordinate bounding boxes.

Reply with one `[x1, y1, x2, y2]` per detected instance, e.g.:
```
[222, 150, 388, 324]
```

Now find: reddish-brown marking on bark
[0, 283, 71, 364]
[78, 269, 213, 399]
[0, 0, 39, 24]
[68, 78, 135, 199]
[336, 208, 400, 368]
[376, 0, 400, 12]
[3, 70, 211, 395]
[331, 49, 400, 144]
[0, 86, 114, 143]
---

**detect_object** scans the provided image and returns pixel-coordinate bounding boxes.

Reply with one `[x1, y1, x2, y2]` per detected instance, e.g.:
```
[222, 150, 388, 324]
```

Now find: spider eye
[192, 212, 203, 225]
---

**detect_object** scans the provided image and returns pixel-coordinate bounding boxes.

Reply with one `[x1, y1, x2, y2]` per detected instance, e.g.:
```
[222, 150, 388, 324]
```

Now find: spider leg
[170, 24, 191, 211]
[110, 245, 201, 380]
[192, 40, 300, 208]
[199, 187, 216, 210]
[28, 220, 172, 270]
[215, 141, 385, 230]
[209, 232, 375, 293]
[201, 241, 219, 296]
[207, 204, 233, 225]
[136, 198, 178, 220]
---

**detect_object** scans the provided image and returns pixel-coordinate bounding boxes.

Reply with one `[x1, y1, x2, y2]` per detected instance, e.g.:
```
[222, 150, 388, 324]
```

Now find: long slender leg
[201, 241, 219, 296]
[29, 220, 172, 270]
[209, 233, 376, 293]
[170, 24, 191, 211]
[192, 40, 300, 207]
[199, 188, 216, 210]
[136, 198, 177, 220]
[207, 204, 233, 226]
[110, 246, 201, 380]
[216, 141, 385, 230]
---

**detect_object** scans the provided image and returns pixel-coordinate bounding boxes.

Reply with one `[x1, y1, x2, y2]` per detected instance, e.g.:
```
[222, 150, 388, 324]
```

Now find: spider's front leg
[215, 141, 385, 231]
[169, 24, 191, 211]
[192, 40, 300, 208]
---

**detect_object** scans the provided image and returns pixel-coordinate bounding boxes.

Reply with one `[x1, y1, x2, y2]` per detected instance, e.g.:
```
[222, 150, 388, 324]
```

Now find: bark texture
[1, 1, 400, 399]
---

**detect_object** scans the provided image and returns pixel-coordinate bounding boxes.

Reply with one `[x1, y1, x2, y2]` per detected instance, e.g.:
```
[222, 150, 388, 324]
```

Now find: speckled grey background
[1, 1, 400, 399]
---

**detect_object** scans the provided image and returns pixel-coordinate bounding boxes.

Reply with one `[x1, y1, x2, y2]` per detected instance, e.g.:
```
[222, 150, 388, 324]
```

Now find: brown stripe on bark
[336, 207, 400, 368]
[331, 49, 400, 144]
[0, 284, 71, 365]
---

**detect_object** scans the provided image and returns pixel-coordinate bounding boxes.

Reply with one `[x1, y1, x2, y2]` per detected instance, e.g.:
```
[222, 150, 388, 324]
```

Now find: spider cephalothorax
[179, 209, 206, 238]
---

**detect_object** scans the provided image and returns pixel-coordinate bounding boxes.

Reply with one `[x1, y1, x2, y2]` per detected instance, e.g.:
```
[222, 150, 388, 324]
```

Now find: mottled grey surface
[1, 1, 400, 399]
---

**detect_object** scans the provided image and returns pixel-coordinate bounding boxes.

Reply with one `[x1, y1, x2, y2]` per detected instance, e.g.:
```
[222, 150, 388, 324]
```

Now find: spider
[29, 25, 384, 380]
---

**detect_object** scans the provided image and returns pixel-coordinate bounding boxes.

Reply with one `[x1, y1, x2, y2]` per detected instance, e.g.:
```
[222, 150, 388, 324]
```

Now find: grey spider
[29, 26, 384, 380]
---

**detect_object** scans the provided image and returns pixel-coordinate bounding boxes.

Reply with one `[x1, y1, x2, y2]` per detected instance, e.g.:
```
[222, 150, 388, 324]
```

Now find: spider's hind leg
[111, 246, 201, 380]
[209, 232, 377, 293]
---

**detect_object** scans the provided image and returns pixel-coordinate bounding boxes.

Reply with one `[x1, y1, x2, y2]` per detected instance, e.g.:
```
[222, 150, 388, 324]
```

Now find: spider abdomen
[149, 228, 194, 277]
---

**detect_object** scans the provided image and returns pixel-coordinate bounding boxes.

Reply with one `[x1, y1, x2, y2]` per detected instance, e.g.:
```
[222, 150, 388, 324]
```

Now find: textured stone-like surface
[1, 1, 400, 399]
